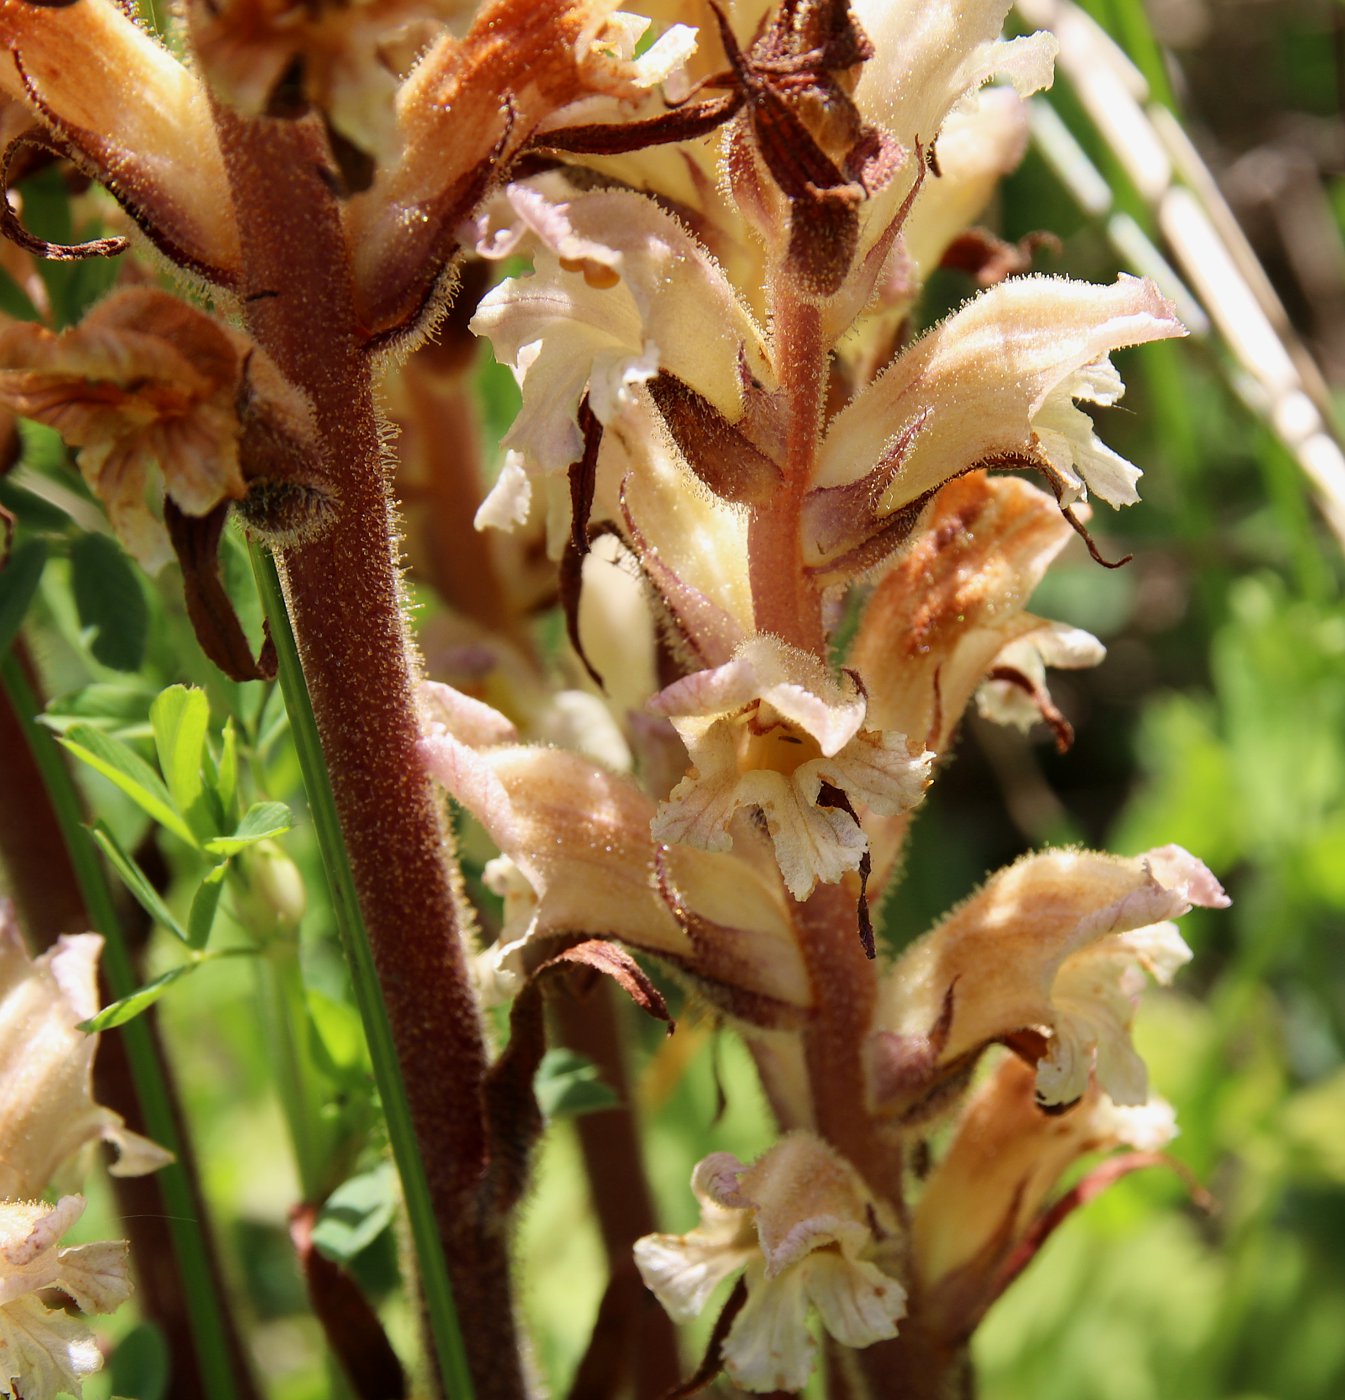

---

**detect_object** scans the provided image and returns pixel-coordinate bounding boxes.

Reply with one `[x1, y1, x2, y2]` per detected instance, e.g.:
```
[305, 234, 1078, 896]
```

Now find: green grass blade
[204, 800, 292, 856]
[59, 724, 197, 847]
[89, 820, 190, 945]
[248, 540, 476, 1400]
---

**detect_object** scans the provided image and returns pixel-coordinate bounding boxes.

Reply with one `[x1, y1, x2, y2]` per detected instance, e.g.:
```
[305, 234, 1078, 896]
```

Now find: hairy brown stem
[552, 980, 682, 1398]
[212, 110, 524, 1398]
[0, 641, 257, 1400]
[852, 1318, 973, 1400]
[793, 882, 897, 1201]
[748, 292, 825, 651]
[745, 283, 894, 1188]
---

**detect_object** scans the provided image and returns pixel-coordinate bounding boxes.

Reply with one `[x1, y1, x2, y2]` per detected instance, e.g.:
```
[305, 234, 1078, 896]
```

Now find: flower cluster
[417, 0, 1225, 1387]
[0, 0, 1229, 1392]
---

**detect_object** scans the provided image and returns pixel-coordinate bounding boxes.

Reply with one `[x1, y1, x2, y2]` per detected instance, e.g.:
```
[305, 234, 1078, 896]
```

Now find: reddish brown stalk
[748, 292, 826, 651]
[745, 282, 894, 1197]
[0, 641, 257, 1400]
[212, 110, 523, 1398]
[852, 1316, 972, 1400]
[793, 881, 896, 1200]
[553, 981, 682, 1398]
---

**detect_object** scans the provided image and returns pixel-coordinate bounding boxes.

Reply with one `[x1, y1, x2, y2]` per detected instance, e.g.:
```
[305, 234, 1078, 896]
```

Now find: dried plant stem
[552, 982, 682, 1397]
[213, 110, 523, 1399]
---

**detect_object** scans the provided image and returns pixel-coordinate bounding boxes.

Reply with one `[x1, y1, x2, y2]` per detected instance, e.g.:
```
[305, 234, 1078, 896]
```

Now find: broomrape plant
[0, 1, 1233, 1397]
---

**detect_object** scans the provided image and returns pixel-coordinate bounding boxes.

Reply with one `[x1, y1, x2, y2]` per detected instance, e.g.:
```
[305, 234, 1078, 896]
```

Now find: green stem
[0, 652, 250, 1400]
[250, 540, 475, 1400]
[255, 933, 326, 1201]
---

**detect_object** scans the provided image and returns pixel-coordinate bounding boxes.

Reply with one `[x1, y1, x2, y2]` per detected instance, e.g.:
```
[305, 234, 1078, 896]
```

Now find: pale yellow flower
[418, 683, 813, 1027]
[650, 636, 931, 900]
[0, 1195, 132, 1400]
[635, 1133, 906, 1392]
[0, 912, 172, 1201]
[872, 845, 1228, 1115]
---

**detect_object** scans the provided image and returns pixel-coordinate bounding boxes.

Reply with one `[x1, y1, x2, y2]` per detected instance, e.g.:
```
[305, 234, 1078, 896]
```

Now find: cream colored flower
[418, 683, 813, 1026]
[635, 1133, 905, 1393]
[852, 0, 1057, 162]
[0, 912, 172, 1201]
[872, 845, 1228, 1113]
[0, 1195, 132, 1400]
[649, 636, 931, 900]
[1030, 356, 1143, 506]
[911, 1054, 1178, 1341]
[813, 274, 1185, 541]
[470, 177, 771, 526]
[1034, 918, 1193, 1107]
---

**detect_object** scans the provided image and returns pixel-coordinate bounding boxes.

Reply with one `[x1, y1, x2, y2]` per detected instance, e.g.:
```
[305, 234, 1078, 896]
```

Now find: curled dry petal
[0, 1195, 132, 1400]
[911, 1055, 1178, 1340]
[635, 1133, 905, 1393]
[814, 275, 1186, 533]
[0, 0, 240, 282]
[418, 693, 811, 1025]
[0, 911, 172, 1201]
[0, 288, 317, 570]
[873, 845, 1228, 1112]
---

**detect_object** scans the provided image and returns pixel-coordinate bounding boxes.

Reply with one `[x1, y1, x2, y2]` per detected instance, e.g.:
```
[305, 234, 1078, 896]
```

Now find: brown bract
[715, 0, 902, 297]
[0, 0, 240, 283]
